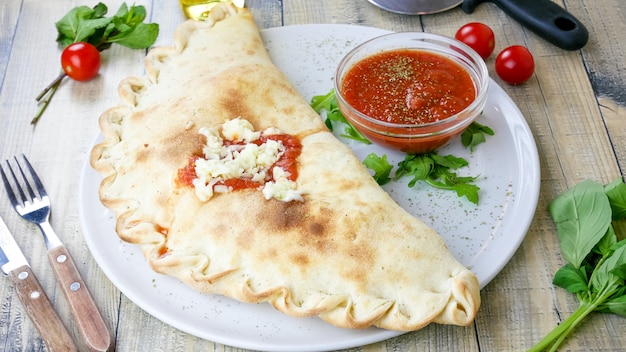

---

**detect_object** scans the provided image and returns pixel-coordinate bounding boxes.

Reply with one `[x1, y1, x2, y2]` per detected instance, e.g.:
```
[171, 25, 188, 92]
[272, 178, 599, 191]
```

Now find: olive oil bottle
[180, 0, 245, 20]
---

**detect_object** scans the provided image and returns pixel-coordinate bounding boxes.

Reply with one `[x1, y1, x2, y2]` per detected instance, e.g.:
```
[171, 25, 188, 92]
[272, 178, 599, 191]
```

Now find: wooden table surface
[1, 0, 625, 351]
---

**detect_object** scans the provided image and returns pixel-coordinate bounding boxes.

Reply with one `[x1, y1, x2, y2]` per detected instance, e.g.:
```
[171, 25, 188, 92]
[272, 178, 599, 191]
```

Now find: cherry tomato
[455, 22, 495, 60]
[495, 45, 535, 85]
[60, 42, 101, 81]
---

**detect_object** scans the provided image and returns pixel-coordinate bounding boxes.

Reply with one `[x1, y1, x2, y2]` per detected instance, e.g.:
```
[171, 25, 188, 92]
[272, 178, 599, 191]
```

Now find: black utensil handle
[462, 0, 588, 50]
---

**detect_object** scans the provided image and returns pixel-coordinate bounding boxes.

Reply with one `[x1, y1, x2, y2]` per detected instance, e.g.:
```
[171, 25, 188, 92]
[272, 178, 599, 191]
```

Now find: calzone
[90, 2, 481, 331]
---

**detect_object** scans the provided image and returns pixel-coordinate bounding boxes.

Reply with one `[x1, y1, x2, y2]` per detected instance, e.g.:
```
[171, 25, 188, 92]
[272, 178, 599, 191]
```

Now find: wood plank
[247, 0, 283, 28]
[599, 98, 626, 175]
[571, 0, 626, 176]
[574, 0, 626, 105]
[0, 0, 21, 92]
[283, 0, 422, 30]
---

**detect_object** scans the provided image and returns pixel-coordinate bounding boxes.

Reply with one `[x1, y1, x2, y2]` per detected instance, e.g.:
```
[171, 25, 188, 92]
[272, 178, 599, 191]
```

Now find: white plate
[79, 24, 540, 352]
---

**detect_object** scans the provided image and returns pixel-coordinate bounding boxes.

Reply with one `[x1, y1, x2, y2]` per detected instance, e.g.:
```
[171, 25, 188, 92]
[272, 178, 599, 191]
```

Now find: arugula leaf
[548, 180, 612, 269]
[363, 153, 393, 185]
[310, 89, 371, 144]
[310, 88, 491, 203]
[448, 181, 480, 204]
[396, 152, 480, 204]
[430, 153, 468, 169]
[460, 120, 494, 151]
[395, 154, 433, 186]
[310, 90, 336, 114]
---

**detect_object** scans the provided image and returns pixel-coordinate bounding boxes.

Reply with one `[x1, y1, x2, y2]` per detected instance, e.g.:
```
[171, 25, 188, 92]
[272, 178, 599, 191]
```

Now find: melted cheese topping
[262, 166, 303, 202]
[192, 118, 302, 202]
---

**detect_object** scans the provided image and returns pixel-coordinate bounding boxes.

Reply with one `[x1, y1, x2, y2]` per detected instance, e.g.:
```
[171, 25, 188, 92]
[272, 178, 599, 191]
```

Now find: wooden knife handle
[8, 265, 77, 352]
[48, 245, 115, 352]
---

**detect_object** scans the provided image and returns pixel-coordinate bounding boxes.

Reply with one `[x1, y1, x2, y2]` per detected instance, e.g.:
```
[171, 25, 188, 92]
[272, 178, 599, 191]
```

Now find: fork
[1, 155, 114, 352]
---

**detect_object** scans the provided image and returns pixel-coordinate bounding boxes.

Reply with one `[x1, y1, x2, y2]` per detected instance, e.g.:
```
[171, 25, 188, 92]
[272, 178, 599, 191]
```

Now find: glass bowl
[334, 32, 489, 154]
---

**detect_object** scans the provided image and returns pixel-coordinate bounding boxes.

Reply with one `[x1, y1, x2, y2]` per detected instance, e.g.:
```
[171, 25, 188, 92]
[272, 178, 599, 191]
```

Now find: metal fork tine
[19, 155, 47, 198]
[0, 163, 19, 207]
[9, 162, 29, 201]
[13, 156, 40, 202]
[5, 160, 30, 205]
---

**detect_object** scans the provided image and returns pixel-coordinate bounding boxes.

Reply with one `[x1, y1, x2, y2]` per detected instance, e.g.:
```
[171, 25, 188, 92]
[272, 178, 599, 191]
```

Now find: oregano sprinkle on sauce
[340, 49, 476, 125]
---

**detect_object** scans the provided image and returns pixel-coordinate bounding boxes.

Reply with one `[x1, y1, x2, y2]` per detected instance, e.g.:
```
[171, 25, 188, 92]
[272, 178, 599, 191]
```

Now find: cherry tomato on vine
[455, 22, 495, 60]
[495, 45, 535, 85]
[60, 42, 101, 81]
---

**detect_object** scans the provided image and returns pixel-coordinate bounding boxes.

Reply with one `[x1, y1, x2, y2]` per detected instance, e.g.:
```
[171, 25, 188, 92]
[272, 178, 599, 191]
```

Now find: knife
[0, 215, 77, 352]
[368, 0, 588, 50]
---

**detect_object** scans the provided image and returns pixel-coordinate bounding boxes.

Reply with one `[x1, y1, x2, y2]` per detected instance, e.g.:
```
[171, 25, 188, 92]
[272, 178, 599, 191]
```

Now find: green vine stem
[32, 71, 66, 125]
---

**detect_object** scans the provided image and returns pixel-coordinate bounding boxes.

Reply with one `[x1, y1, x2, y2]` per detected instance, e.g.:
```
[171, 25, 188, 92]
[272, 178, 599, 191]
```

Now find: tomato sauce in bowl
[334, 32, 489, 154]
[341, 50, 476, 125]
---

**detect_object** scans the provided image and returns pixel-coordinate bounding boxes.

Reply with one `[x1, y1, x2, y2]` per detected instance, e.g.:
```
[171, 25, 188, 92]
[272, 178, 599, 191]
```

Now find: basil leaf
[593, 225, 618, 257]
[55, 4, 111, 45]
[55, 5, 98, 39]
[605, 177, 626, 220]
[75, 17, 113, 44]
[600, 295, 626, 317]
[116, 3, 147, 26]
[591, 242, 626, 291]
[611, 263, 626, 281]
[108, 23, 159, 49]
[530, 179, 626, 352]
[548, 180, 612, 269]
[553, 263, 589, 293]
